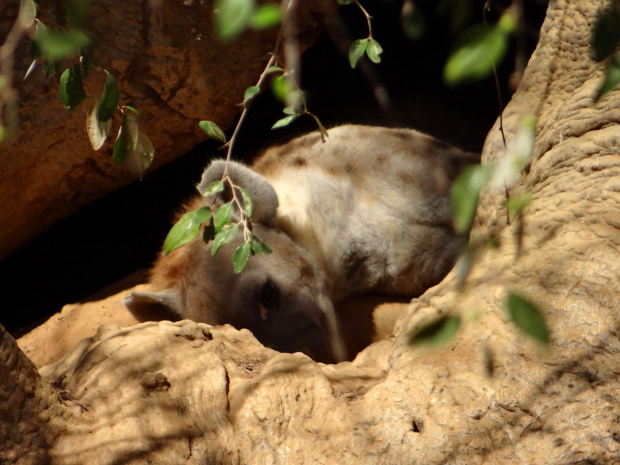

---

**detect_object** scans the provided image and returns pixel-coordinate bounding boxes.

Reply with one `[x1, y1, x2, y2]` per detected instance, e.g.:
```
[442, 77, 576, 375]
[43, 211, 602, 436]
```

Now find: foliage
[506, 292, 549, 344]
[409, 316, 461, 346]
[591, 1, 620, 99]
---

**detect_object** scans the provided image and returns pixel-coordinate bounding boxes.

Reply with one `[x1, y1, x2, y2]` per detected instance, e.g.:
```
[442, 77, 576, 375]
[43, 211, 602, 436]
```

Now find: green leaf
[409, 316, 461, 346]
[163, 206, 212, 255]
[233, 242, 252, 273]
[238, 186, 253, 218]
[592, 5, 620, 62]
[444, 23, 508, 86]
[98, 72, 119, 123]
[203, 180, 225, 197]
[282, 106, 298, 115]
[123, 105, 139, 115]
[349, 38, 368, 68]
[272, 114, 299, 129]
[249, 3, 281, 30]
[497, 10, 517, 35]
[211, 223, 239, 255]
[80, 42, 94, 78]
[338, 0, 352, 4]
[86, 100, 112, 150]
[112, 114, 138, 166]
[214, 202, 233, 232]
[451, 164, 490, 234]
[214, 0, 255, 41]
[597, 54, 620, 99]
[250, 233, 272, 254]
[19, 0, 37, 28]
[506, 292, 549, 344]
[243, 85, 260, 104]
[199, 120, 227, 143]
[34, 30, 90, 62]
[366, 39, 383, 64]
[271, 74, 292, 102]
[59, 64, 86, 110]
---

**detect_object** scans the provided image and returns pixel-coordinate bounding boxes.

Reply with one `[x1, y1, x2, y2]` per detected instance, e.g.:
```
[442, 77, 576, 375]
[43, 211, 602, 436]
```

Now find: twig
[352, 0, 374, 38]
[0, 8, 31, 138]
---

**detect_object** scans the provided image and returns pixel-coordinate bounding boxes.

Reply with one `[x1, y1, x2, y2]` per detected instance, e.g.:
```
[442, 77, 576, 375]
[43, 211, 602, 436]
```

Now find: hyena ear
[197, 160, 279, 227]
[123, 289, 184, 322]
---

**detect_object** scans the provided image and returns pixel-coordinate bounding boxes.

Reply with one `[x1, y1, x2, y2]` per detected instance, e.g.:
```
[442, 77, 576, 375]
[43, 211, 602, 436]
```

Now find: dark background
[1, 0, 548, 334]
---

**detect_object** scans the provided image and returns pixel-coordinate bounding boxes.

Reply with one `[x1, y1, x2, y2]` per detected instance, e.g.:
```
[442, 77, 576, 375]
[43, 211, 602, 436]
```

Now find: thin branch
[352, 0, 373, 38]
[0, 8, 31, 138]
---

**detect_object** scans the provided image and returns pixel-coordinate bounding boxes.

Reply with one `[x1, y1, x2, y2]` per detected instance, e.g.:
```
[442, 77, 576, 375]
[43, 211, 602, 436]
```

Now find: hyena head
[124, 160, 346, 363]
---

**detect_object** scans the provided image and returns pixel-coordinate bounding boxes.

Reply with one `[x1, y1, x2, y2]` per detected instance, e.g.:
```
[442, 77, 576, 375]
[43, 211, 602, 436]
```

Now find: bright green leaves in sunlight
[444, 12, 516, 86]
[163, 207, 213, 255]
[214, 0, 281, 41]
[59, 64, 86, 110]
[250, 233, 271, 254]
[243, 86, 260, 104]
[212, 224, 239, 256]
[164, 175, 271, 273]
[199, 120, 227, 143]
[233, 242, 252, 273]
[349, 39, 368, 68]
[506, 292, 549, 344]
[272, 114, 298, 129]
[349, 38, 383, 68]
[409, 316, 461, 346]
[248, 4, 281, 30]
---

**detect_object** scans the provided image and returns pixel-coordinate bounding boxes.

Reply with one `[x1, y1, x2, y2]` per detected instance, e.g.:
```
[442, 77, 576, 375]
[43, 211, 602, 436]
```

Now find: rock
[0, 0, 335, 261]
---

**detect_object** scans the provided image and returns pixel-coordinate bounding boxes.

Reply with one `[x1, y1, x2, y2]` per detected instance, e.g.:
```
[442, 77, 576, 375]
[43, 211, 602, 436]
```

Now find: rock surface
[2, 0, 620, 463]
[0, 0, 334, 261]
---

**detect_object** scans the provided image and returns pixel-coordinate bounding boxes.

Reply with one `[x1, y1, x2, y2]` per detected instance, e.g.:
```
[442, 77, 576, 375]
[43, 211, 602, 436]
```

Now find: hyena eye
[258, 279, 278, 322]
[260, 279, 277, 309]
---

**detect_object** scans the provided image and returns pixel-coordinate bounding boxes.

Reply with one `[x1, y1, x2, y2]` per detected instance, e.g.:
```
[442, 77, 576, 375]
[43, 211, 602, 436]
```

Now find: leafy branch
[163, 1, 331, 272]
[341, 0, 384, 69]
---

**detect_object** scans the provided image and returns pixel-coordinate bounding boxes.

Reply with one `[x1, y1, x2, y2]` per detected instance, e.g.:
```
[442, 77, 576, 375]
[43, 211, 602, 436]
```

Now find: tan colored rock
[0, 0, 335, 261]
[2, 0, 620, 463]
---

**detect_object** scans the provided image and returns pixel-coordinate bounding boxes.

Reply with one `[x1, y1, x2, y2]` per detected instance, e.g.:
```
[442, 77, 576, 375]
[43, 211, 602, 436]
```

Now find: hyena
[124, 125, 478, 362]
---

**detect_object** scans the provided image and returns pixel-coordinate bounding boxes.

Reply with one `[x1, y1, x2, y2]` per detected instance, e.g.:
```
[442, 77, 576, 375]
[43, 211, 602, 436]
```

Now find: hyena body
[125, 125, 477, 362]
